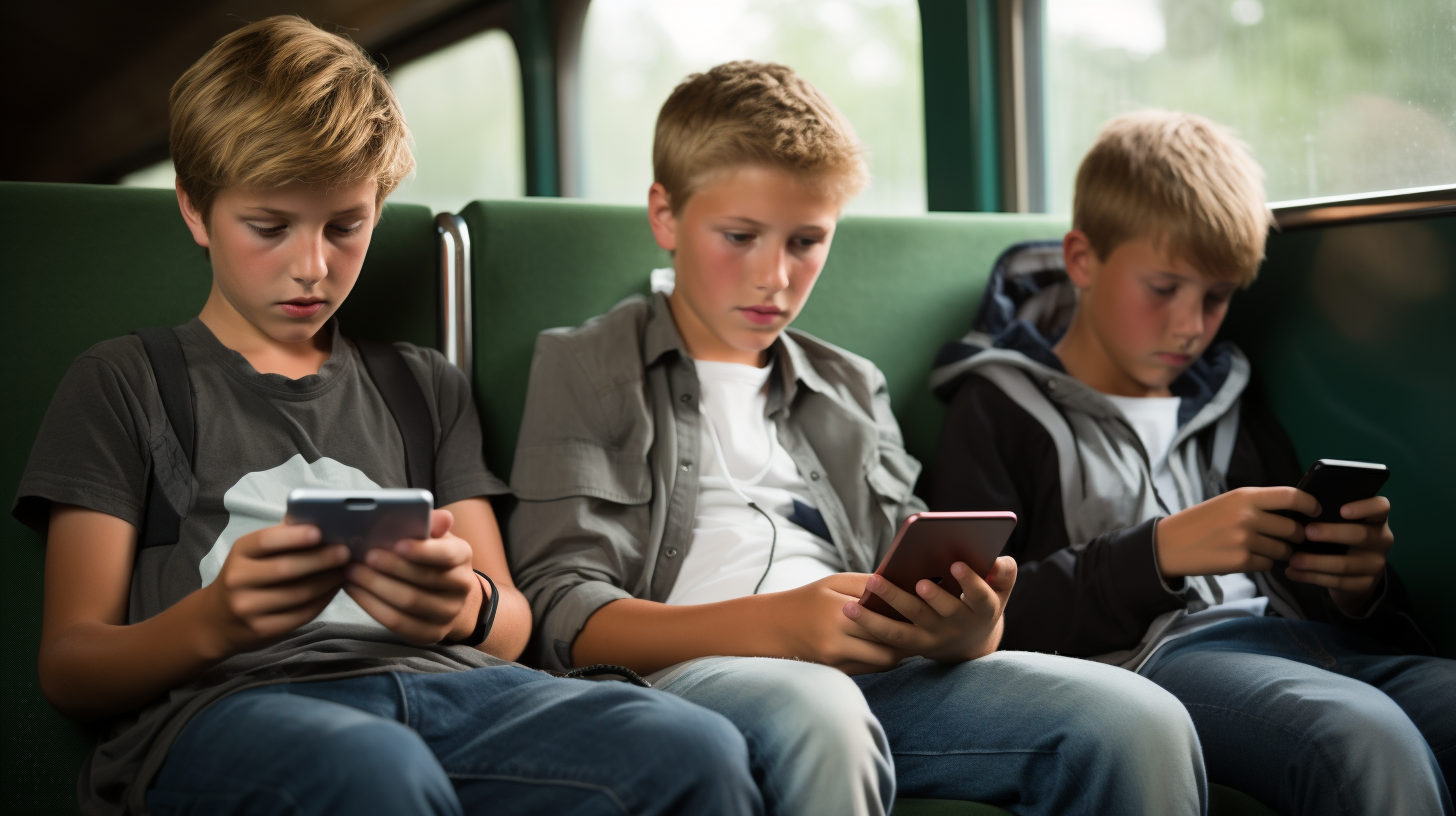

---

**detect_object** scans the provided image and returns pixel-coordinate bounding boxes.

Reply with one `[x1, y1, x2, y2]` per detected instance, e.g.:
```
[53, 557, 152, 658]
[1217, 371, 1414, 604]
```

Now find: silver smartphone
[285, 488, 433, 561]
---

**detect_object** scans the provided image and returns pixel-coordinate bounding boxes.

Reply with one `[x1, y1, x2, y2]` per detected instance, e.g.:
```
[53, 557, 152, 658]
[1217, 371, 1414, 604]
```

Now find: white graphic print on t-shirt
[199, 453, 388, 629]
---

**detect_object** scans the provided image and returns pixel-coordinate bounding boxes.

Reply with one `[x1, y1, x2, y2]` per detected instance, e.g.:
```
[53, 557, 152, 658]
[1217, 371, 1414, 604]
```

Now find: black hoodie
[926, 241, 1432, 665]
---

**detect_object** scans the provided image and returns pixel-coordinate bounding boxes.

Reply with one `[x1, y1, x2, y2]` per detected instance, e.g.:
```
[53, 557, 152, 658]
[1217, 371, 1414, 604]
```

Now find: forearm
[572, 596, 781, 675]
[40, 587, 229, 720]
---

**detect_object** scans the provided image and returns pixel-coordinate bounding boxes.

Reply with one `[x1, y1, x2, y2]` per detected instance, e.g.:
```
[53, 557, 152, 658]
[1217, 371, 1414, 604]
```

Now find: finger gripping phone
[857, 511, 1018, 623]
[1285, 459, 1389, 556]
[285, 488, 433, 561]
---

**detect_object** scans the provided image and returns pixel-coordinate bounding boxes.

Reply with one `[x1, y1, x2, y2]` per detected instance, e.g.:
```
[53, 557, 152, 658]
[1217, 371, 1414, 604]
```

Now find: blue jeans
[654, 651, 1205, 816]
[147, 665, 763, 816]
[1139, 616, 1456, 816]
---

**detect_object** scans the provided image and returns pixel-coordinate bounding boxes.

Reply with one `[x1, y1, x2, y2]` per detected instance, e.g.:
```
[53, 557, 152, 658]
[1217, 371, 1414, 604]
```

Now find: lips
[1156, 352, 1193, 366]
[280, 298, 325, 318]
[739, 305, 785, 326]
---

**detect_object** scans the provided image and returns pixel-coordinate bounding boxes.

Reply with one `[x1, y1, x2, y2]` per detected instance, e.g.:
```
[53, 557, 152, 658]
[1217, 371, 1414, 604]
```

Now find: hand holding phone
[857, 512, 1017, 621]
[843, 512, 1018, 664]
[1281, 460, 1390, 555]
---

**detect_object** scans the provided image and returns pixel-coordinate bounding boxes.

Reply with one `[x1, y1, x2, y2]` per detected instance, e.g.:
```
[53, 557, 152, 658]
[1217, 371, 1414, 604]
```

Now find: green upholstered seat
[0, 181, 439, 814]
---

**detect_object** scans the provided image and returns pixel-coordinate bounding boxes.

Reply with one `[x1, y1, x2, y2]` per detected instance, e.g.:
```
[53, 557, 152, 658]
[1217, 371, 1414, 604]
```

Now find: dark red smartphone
[857, 511, 1018, 622]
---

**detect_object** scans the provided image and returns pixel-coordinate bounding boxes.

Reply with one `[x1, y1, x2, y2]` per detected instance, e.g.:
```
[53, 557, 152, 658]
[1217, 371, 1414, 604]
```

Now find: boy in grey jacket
[508, 62, 1207, 816]
[929, 110, 1455, 816]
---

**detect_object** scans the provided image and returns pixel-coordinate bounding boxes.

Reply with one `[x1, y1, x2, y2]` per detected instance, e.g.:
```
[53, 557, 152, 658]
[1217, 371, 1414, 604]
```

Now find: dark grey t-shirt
[14, 318, 511, 816]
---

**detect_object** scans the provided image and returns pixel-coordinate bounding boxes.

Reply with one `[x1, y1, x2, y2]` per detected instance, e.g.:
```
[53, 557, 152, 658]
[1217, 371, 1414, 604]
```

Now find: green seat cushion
[460, 198, 1065, 479]
[0, 181, 438, 813]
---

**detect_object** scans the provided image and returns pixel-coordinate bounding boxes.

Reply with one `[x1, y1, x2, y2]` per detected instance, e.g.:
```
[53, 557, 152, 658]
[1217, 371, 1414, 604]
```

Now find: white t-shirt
[665, 359, 844, 605]
[1103, 394, 1268, 657]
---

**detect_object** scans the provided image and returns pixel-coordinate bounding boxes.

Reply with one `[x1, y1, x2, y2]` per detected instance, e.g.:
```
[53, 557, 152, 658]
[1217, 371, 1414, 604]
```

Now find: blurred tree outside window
[122, 28, 525, 214]
[579, 0, 926, 215]
[1043, 0, 1456, 213]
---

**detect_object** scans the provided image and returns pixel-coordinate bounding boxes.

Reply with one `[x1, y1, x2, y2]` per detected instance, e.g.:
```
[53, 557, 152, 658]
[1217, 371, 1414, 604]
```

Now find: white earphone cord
[700, 407, 778, 595]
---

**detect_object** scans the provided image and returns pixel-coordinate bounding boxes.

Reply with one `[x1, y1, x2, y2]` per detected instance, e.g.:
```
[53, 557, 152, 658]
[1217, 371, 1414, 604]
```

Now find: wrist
[1329, 581, 1380, 618]
[446, 573, 486, 643]
[187, 584, 242, 663]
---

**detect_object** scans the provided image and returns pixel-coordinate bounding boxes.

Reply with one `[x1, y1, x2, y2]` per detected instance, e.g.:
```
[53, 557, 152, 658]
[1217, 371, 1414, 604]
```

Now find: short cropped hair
[653, 61, 867, 211]
[1074, 110, 1271, 285]
[169, 15, 413, 222]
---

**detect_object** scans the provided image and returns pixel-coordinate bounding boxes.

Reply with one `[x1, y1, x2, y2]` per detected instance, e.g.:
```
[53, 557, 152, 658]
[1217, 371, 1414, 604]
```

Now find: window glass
[1044, 0, 1456, 211]
[120, 160, 175, 189]
[121, 29, 525, 214]
[388, 28, 524, 212]
[579, 0, 925, 215]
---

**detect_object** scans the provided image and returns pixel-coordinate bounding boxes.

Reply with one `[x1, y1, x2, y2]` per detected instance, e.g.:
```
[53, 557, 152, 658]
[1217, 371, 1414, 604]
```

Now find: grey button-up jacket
[507, 293, 926, 670]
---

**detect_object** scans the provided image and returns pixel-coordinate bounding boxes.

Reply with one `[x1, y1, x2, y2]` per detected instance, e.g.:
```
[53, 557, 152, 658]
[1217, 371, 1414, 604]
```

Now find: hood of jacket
[931, 240, 1245, 428]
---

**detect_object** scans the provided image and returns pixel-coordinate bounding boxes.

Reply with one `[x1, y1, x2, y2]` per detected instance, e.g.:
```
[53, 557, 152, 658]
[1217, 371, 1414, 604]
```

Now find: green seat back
[0, 181, 439, 813]
[460, 198, 1065, 480]
[1221, 214, 1456, 656]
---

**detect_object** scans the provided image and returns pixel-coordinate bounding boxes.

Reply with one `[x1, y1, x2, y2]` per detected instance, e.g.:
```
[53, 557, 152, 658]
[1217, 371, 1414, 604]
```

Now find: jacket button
[680, 394, 692, 403]
[682, 462, 693, 472]
[1046, 380, 1057, 390]
[665, 547, 679, 558]
[810, 471, 820, 481]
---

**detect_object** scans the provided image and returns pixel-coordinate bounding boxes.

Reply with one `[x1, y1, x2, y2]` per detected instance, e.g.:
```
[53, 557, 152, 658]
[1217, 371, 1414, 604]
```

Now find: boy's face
[1062, 231, 1239, 396]
[648, 166, 840, 367]
[179, 178, 377, 347]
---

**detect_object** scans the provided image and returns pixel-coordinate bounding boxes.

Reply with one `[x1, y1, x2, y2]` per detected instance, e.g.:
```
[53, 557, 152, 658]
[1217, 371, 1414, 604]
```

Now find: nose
[754, 245, 790, 294]
[292, 230, 328, 288]
[1170, 295, 1204, 343]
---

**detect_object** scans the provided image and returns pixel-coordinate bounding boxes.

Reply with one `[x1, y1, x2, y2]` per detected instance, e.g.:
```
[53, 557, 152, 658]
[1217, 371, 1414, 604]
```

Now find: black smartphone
[1285, 459, 1389, 556]
[286, 488, 434, 561]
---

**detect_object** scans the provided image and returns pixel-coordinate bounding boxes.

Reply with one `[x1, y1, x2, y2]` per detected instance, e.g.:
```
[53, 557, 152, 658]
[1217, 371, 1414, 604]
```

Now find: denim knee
[151, 689, 458, 816]
[333, 716, 453, 798]
[1289, 689, 1444, 815]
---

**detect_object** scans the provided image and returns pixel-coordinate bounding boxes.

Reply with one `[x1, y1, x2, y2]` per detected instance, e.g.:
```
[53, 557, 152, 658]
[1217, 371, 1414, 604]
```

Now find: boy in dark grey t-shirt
[13, 17, 758, 816]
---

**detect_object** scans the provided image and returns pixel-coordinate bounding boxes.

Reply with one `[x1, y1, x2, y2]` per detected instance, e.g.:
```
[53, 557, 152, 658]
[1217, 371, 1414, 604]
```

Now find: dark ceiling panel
[0, 0, 505, 183]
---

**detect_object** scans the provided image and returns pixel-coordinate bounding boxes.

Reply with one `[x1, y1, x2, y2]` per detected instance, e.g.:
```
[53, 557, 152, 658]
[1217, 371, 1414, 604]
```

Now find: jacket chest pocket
[867, 460, 915, 504]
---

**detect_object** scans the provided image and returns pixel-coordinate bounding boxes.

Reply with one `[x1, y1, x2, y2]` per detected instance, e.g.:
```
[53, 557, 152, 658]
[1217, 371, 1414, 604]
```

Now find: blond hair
[653, 61, 867, 211]
[169, 15, 413, 221]
[1074, 110, 1271, 285]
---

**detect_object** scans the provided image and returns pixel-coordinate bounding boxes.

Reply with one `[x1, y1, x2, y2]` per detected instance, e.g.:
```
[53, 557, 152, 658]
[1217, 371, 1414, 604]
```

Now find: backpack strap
[134, 328, 194, 548]
[353, 338, 436, 497]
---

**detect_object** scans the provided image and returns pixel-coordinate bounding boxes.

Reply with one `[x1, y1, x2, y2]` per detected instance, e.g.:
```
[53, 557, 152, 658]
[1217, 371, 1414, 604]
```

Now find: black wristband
[455, 570, 498, 648]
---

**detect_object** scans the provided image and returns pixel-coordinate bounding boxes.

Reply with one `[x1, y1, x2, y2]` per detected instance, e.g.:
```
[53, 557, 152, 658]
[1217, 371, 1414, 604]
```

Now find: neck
[1053, 314, 1170, 398]
[665, 293, 769, 367]
[198, 285, 331, 379]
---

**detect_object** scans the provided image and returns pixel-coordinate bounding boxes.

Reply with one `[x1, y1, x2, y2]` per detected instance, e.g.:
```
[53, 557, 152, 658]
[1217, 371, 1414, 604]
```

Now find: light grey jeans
[652, 650, 1206, 816]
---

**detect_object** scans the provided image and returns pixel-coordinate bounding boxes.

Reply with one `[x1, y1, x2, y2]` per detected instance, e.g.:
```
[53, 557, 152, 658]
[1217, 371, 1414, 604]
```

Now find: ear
[647, 183, 678, 253]
[1062, 229, 1098, 289]
[175, 180, 211, 250]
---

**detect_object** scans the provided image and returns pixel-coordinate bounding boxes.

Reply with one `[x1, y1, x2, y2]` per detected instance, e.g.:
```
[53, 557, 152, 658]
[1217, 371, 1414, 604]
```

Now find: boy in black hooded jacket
[928, 110, 1454, 816]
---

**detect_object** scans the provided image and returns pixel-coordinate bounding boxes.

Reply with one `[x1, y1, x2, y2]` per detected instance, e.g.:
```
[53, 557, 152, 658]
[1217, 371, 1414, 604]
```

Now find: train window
[121, 29, 525, 213]
[578, 0, 926, 215]
[1043, 0, 1456, 211]
[387, 28, 525, 211]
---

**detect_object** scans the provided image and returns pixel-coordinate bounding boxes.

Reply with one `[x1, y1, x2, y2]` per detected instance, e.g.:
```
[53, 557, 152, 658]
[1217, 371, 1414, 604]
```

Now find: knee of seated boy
[1004, 652, 1199, 758]
[735, 658, 887, 758]
[1290, 687, 1443, 796]
[584, 683, 762, 810]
